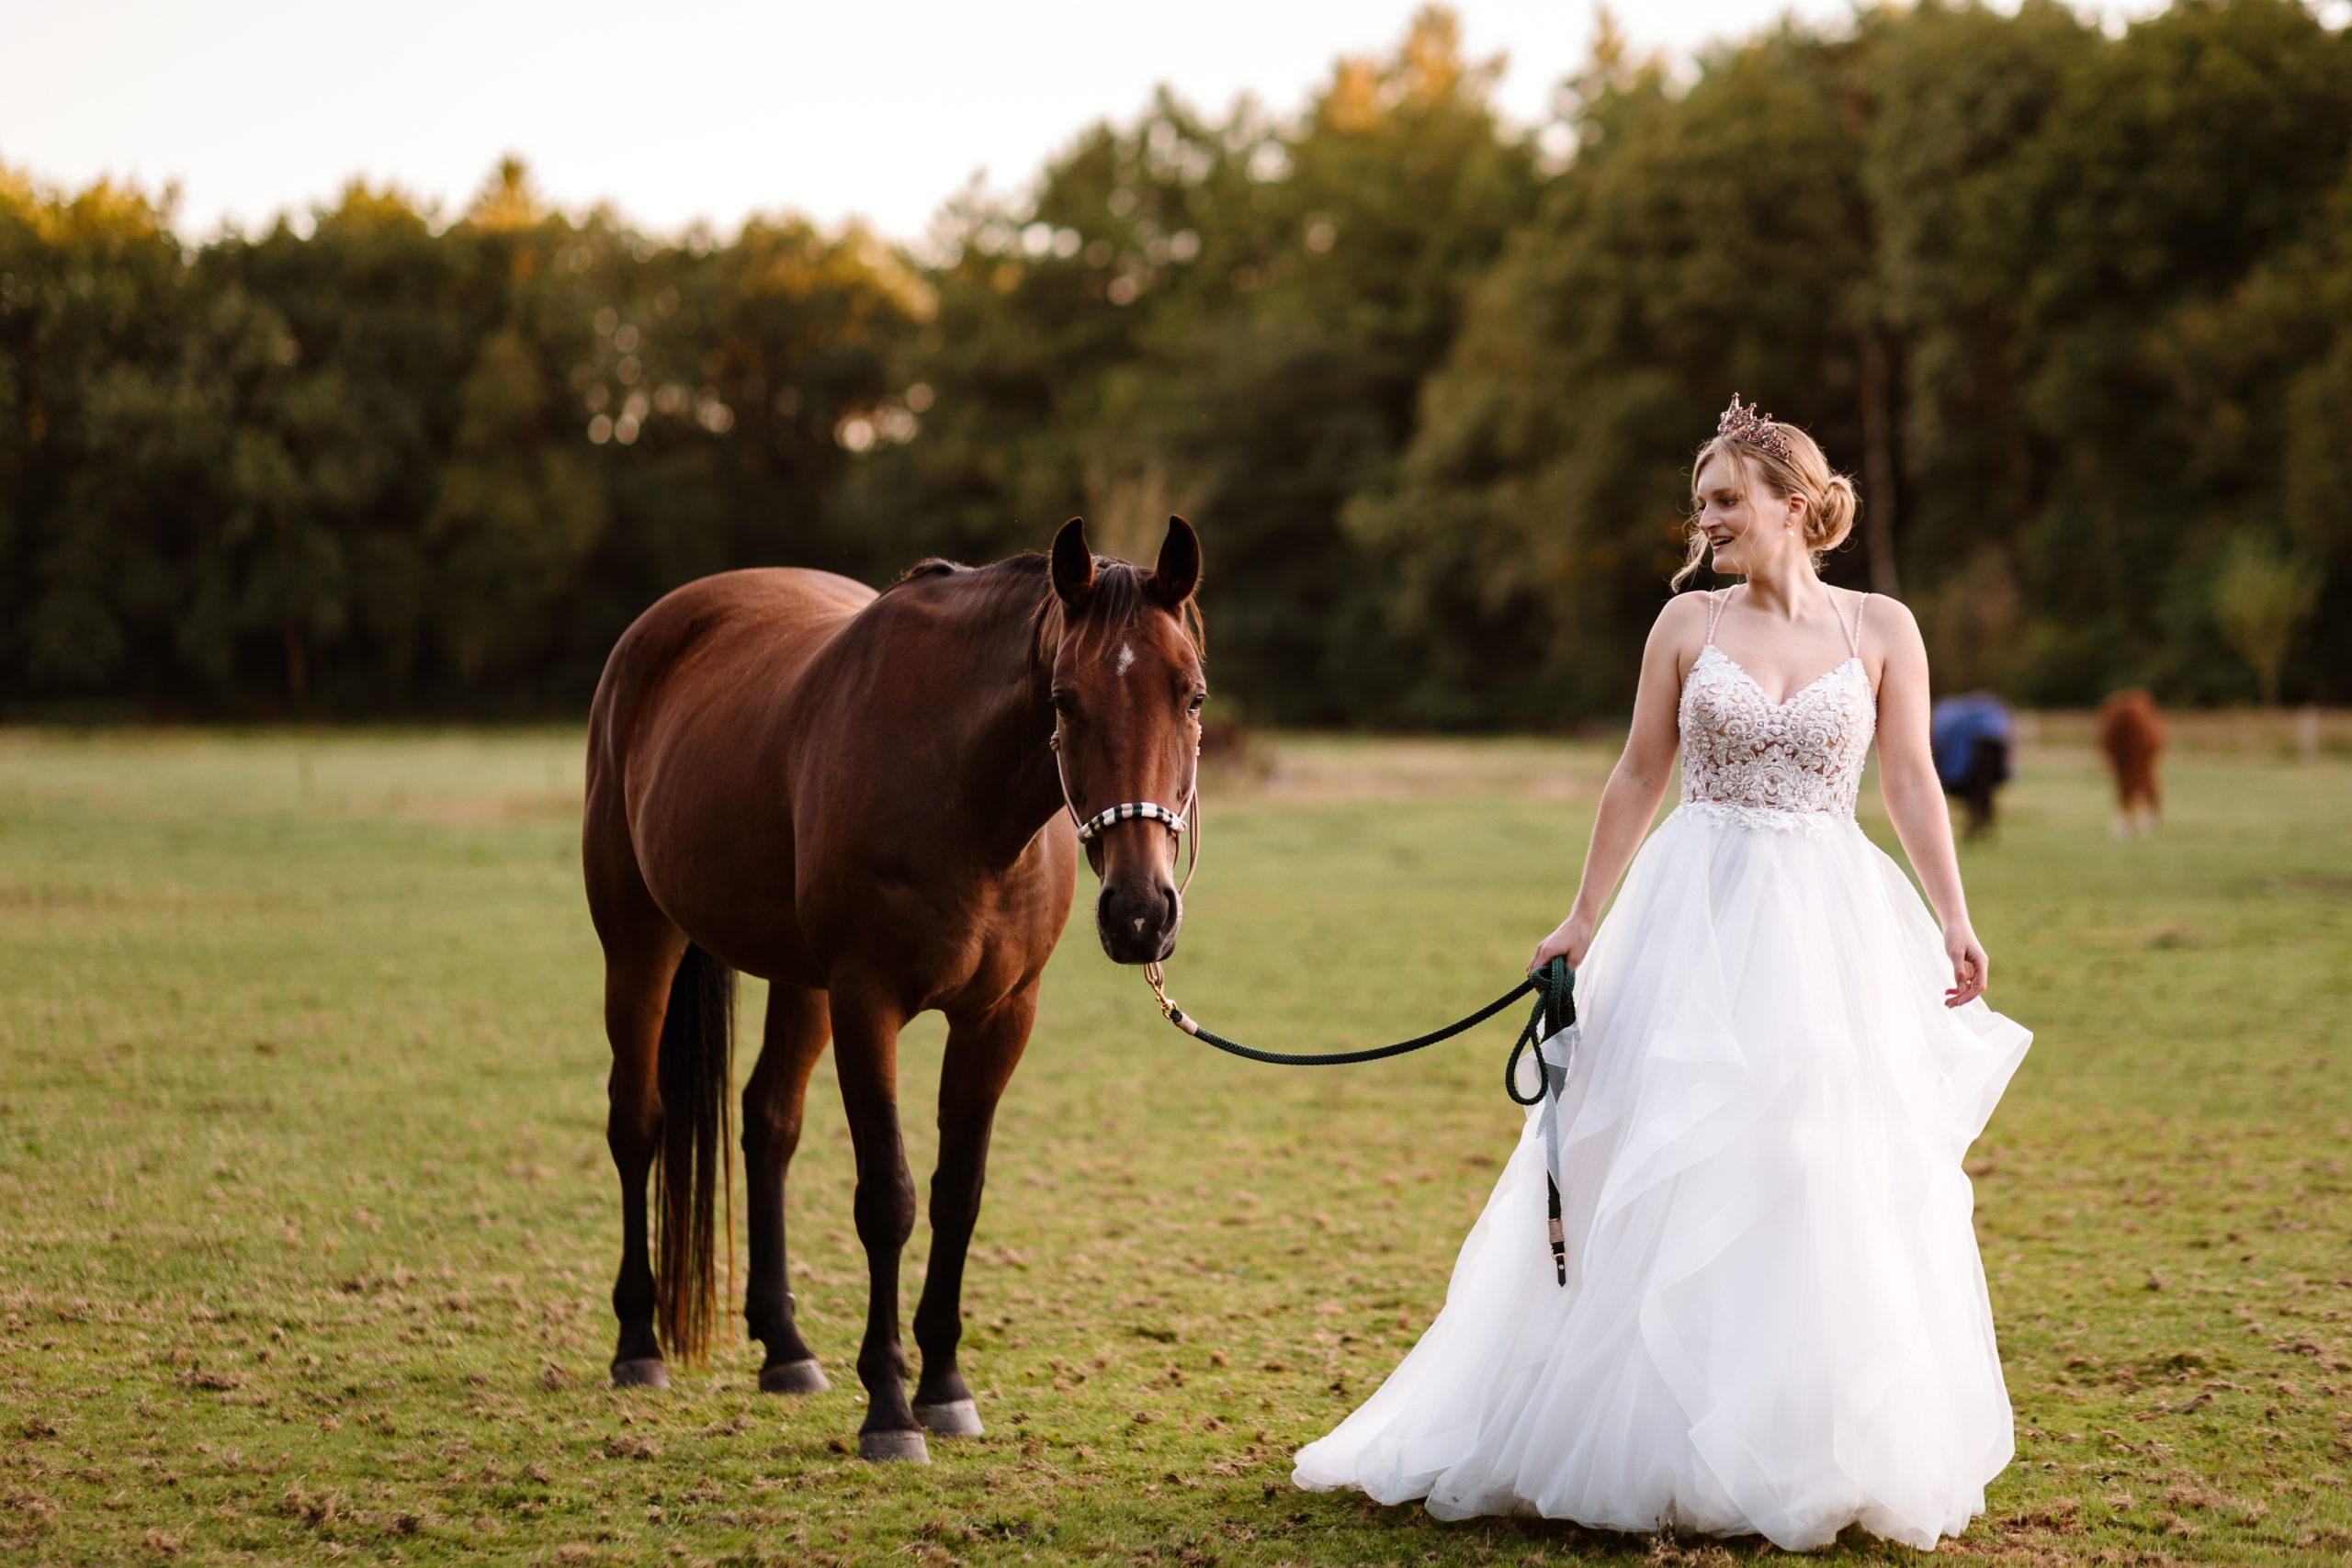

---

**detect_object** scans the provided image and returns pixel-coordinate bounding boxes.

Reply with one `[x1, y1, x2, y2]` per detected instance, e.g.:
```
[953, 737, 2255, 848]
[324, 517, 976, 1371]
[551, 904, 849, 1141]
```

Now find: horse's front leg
[911, 987, 1036, 1436]
[828, 977, 925, 1460]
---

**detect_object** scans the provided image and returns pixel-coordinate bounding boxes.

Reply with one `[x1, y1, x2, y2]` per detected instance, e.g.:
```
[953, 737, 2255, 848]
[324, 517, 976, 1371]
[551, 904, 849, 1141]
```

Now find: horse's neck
[962, 667, 1065, 858]
[896, 577, 1066, 856]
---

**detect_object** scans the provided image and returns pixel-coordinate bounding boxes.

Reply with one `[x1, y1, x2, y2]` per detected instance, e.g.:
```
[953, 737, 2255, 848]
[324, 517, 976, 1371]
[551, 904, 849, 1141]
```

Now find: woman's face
[1694, 452, 1801, 576]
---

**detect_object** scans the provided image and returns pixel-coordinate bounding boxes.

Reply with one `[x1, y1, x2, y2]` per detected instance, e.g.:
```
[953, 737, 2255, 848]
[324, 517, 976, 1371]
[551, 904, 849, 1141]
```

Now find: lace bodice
[1677, 587, 1875, 831]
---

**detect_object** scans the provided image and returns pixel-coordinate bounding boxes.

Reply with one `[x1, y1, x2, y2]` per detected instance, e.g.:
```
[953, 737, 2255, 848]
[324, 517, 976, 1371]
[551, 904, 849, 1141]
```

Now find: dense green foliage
[5, 3, 2349, 721]
[0, 161, 910, 714]
[2, 726, 2348, 1562]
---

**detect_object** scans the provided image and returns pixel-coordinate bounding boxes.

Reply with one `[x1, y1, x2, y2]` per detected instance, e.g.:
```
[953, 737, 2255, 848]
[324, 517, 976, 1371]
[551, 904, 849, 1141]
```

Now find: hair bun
[1812, 474, 1859, 552]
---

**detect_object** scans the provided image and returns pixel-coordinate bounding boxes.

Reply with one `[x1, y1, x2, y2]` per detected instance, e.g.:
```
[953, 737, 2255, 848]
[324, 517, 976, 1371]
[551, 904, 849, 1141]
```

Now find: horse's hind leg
[746, 982, 831, 1393]
[911, 989, 1036, 1438]
[828, 977, 925, 1461]
[602, 932, 686, 1387]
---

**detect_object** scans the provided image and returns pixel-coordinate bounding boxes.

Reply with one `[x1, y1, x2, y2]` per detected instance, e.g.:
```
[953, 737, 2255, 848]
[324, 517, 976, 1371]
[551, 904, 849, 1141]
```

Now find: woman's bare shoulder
[1853, 589, 1920, 645]
[1646, 592, 1721, 682]
[1645, 590, 1715, 660]
[1652, 589, 1715, 633]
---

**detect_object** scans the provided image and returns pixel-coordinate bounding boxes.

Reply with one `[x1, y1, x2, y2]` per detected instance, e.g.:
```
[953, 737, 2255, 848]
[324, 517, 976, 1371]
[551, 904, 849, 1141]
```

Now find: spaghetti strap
[1702, 586, 1734, 647]
[1845, 592, 1870, 656]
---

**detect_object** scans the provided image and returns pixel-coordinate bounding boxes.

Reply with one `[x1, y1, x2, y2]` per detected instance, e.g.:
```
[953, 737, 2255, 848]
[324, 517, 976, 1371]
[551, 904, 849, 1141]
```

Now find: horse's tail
[655, 942, 735, 1364]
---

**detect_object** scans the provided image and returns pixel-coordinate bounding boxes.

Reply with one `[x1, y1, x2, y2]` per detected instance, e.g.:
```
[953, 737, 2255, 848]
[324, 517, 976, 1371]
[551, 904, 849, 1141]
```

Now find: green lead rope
[1157, 956, 1578, 1285]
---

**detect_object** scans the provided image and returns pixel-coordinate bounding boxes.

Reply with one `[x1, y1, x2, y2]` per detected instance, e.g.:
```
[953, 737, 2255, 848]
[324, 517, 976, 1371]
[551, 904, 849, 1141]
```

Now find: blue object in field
[1931, 693, 2015, 790]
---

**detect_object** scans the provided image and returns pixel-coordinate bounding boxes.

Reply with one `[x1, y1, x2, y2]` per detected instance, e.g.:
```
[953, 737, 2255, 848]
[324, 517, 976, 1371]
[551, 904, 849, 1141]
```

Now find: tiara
[1716, 394, 1794, 463]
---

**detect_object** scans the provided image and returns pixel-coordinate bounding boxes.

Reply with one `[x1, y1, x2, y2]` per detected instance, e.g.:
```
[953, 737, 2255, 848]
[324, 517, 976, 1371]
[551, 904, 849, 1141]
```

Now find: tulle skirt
[1292, 803, 2032, 1551]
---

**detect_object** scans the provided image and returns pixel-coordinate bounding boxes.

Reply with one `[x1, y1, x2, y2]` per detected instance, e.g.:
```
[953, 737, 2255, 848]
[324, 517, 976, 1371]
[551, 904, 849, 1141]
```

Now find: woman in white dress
[1292, 397, 2032, 1551]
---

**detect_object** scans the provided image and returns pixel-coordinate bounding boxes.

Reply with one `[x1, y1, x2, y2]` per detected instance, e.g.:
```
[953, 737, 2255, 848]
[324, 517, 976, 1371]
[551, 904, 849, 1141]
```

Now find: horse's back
[2097, 689, 2165, 770]
[593, 570, 873, 727]
[584, 568, 876, 974]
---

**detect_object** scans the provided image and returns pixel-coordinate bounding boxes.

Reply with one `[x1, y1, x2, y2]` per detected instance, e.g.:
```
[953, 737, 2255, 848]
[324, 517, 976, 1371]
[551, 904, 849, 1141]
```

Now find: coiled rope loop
[1149, 956, 1580, 1284]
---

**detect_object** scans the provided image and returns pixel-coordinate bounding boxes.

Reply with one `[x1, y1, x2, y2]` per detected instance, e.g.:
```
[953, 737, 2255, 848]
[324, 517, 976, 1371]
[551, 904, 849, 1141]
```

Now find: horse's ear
[1051, 517, 1093, 605]
[1151, 515, 1201, 605]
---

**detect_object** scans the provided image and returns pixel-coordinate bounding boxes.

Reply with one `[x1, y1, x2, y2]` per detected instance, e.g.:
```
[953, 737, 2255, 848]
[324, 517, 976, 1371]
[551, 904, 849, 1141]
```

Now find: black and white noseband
[1048, 724, 1201, 898]
[1072, 799, 1184, 844]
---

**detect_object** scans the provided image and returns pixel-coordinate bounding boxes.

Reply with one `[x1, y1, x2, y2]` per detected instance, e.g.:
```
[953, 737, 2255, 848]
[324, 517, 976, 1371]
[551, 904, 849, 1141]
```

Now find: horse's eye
[1051, 690, 1075, 716]
[1188, 691, 1207, 716]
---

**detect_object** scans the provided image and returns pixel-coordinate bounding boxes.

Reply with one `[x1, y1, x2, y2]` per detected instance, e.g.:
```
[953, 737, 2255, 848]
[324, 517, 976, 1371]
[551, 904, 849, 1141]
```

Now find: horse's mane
[883, 550, 1204, 662]
[885, 551, 1049, 593]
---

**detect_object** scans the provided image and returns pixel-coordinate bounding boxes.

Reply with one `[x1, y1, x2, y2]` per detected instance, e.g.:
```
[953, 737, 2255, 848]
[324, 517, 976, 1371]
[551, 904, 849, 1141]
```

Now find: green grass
[0, 726, 2346, 1566]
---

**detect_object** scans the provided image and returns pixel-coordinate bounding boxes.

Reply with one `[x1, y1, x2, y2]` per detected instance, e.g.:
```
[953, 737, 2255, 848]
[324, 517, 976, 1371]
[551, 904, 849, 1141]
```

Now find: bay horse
[582, 517, 1205, 1461]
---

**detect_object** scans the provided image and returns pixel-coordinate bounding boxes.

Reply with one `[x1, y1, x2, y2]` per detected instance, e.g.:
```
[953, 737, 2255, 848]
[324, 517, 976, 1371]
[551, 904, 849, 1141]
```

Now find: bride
[1292, 397, 2032, 1551]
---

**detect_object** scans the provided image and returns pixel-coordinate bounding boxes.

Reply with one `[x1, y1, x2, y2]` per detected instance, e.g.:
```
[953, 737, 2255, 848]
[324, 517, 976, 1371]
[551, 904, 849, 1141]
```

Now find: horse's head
[1046, 515, 1206, 966]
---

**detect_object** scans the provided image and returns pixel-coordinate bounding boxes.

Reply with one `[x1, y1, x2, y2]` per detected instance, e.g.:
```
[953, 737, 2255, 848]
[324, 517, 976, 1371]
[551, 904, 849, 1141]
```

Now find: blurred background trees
[3, 0, 2347, 722]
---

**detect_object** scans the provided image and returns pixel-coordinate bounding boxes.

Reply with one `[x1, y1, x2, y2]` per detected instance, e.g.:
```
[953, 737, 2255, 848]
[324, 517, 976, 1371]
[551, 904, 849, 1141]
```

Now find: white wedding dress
[1293, 588, 2031, 1551]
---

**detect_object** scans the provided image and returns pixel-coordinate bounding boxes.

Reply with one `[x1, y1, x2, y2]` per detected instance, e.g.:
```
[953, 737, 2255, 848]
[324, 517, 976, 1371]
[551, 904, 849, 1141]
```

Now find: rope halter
[1048, 724, 1200, 896]
[1048, 723, 1203, 1014]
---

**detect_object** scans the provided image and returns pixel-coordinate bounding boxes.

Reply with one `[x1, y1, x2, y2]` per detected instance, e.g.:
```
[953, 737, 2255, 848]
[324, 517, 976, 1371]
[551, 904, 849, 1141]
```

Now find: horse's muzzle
[1096, 880, 1180, 965]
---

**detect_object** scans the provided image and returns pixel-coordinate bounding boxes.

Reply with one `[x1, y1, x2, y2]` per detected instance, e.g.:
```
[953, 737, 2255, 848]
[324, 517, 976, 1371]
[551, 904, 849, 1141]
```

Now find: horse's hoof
[914, 1397, 983, 1437]
[858, 1428, 931, 1463]
[610, 1358, 669, 1390]
[759, 1358, 830, 1394]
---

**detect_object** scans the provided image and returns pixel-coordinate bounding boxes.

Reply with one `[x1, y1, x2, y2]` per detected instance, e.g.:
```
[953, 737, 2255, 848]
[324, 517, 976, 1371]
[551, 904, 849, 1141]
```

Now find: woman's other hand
[1530, 912, 1594, 975]
[1943, 921, 1989, 1008]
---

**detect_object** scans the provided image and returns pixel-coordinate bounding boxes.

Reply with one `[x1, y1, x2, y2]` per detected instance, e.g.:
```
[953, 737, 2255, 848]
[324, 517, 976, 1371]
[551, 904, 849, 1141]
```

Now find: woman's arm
[1529, 596, 1700, 972]
[1870, 599, 1990, 1008]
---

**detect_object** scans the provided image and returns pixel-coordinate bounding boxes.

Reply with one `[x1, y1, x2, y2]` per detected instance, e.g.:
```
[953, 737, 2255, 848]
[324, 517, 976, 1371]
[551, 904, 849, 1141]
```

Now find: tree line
[4, 0, 2347, 723]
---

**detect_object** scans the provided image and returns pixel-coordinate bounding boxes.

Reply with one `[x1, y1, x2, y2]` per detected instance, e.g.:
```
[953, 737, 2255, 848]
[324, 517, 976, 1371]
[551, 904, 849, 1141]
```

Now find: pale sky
[0, 0, 2184, 243]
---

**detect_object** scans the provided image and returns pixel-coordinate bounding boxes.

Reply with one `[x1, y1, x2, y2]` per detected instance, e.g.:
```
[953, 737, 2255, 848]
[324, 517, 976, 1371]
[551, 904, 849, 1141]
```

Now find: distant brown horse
[582, 517, 1205, 1461]
[2097, 689, 2165, 837]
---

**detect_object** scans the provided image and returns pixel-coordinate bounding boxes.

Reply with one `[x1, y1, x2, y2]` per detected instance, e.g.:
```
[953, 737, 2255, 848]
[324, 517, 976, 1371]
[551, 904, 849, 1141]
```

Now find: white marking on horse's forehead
[1115, 643, 1136, 676]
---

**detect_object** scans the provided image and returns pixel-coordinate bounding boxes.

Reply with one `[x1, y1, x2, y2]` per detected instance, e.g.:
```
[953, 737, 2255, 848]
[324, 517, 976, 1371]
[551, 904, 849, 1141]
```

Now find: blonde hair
[1673, 422, 1859, 588]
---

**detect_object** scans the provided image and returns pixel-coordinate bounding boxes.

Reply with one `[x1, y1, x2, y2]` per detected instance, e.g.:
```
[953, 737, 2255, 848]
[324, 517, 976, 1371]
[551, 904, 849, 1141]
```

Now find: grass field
[0, 724, 2346, 1566]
